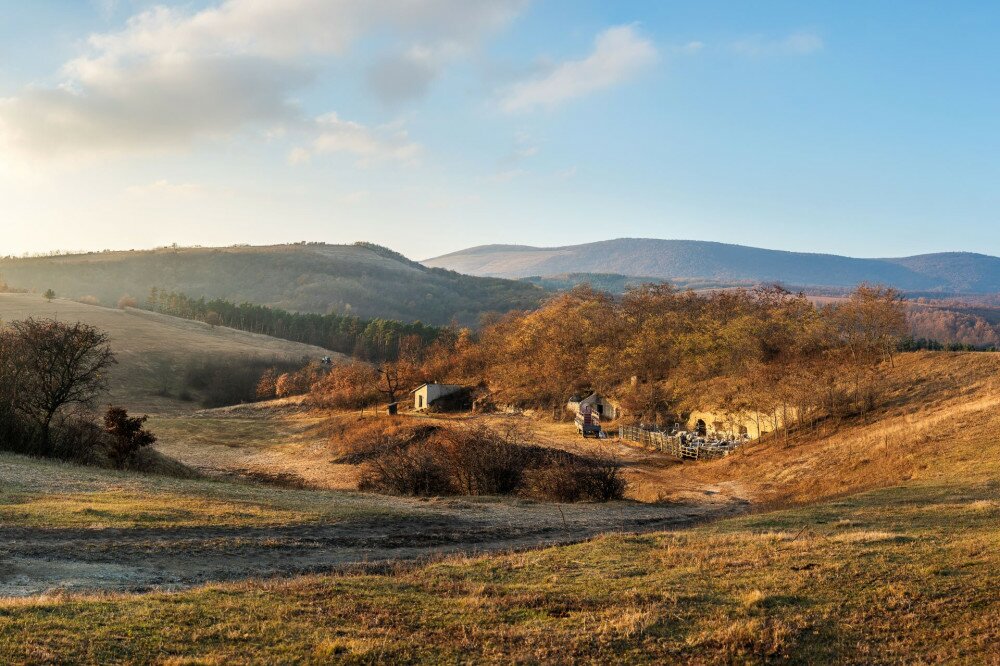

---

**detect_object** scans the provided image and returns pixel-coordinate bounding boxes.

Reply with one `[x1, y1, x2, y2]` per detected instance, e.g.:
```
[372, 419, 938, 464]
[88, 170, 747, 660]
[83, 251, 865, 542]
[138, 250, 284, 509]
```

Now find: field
[1, 292, 998, 664]
[2, 478, 996, 663]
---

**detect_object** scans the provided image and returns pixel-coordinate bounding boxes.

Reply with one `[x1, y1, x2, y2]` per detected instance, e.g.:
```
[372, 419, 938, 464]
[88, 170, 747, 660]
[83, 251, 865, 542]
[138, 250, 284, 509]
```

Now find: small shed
[566, 392, 620, 420]
[412, 383, 464, 411]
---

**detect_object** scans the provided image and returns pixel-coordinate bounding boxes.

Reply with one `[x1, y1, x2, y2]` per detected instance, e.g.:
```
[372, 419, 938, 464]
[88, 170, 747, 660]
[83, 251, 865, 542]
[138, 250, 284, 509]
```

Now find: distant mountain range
[423, 239, 1000, 294]
[0, 243, 544, 326]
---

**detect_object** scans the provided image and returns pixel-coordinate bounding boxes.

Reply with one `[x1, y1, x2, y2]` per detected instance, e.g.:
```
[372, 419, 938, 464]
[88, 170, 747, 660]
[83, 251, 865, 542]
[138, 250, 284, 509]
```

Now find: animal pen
[618, 425, 742, 461]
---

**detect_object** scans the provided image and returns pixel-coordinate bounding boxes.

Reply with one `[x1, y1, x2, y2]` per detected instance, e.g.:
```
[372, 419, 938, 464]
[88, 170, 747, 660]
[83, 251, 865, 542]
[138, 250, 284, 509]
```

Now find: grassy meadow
[2, 479, 997, 664]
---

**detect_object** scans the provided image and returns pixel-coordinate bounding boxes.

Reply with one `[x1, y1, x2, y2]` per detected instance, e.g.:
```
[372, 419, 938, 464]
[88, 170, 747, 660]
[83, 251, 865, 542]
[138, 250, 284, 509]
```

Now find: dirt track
[0, 492, 746, 598]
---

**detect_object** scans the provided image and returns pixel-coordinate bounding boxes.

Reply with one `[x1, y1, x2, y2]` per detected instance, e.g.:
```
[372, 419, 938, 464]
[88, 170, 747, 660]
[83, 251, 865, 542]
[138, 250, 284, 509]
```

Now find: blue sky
[1, 0, 997, 260]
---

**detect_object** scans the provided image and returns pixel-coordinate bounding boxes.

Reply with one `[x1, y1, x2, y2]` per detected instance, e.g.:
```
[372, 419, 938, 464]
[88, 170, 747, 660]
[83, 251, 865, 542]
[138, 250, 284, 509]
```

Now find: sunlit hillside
[0, 243, 545, 327]
[0, 293, 339, 412]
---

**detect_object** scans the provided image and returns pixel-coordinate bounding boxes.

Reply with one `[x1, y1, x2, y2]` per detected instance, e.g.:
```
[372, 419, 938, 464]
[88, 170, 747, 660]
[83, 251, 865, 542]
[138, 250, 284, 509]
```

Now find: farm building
[686, 408, 799, 439]
[412, 383, 464, 411]
[566, 392, 620, 420]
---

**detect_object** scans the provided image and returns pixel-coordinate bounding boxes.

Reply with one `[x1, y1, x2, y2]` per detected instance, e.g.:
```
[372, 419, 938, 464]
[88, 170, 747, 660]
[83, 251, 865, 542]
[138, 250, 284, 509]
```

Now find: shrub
[309, 361, 381, 409]
[275, 362, 326, 398]
[117, 295, 138, 309]
[104, 406, 157, 469]
[334, 418, 439, 464]
[49, 415, 108, 465]
[358, 441, 454, 496]
[353, 421, 627, 502]
[440, 425, 534, 495]
[523, 452, 628, 502]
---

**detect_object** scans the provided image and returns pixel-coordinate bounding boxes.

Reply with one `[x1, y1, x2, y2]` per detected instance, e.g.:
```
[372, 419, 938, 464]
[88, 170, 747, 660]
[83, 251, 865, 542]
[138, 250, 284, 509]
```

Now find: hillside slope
[0, 243, 544, 326]
[424, 239, 1000, 293]
[653, 351, 1000, 506]
[0, 293, 340, 412]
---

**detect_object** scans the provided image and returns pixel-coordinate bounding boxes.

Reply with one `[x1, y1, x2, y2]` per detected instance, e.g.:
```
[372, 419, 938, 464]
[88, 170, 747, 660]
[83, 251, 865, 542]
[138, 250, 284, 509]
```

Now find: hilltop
[0, 243, 544, 327]
[424, 238, 1000, 294]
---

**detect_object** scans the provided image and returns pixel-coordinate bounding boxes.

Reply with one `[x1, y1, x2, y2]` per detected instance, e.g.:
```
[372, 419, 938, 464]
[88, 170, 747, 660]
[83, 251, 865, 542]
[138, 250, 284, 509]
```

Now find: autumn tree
[827, 284, 908, 417]
[310, 361, 380, 409]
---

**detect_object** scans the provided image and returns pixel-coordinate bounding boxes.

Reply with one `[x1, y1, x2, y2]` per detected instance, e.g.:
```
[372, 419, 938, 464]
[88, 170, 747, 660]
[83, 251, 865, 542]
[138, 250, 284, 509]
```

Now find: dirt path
[0, 492, 746, 598]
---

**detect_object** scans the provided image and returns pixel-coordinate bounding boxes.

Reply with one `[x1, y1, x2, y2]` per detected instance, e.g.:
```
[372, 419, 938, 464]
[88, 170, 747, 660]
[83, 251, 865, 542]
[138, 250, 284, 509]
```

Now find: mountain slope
[0, 243, 544, 326]
[424, 239, 1000, 293]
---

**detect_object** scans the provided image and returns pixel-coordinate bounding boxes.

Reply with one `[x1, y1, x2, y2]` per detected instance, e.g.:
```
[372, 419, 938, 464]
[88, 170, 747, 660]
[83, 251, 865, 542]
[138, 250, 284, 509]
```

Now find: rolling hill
[0, 293, 341, 413]
[424, 239, 1000, 294]
[0, 243, 544, 327]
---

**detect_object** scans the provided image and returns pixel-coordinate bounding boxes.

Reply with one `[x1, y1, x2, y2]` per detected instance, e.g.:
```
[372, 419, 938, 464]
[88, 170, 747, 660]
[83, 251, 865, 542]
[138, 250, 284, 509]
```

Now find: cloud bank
[0, 0, 527, 160]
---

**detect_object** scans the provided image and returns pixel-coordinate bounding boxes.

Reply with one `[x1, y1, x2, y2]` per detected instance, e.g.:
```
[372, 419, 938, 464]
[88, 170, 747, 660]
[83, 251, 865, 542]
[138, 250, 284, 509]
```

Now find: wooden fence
[617, 426, 729, 461]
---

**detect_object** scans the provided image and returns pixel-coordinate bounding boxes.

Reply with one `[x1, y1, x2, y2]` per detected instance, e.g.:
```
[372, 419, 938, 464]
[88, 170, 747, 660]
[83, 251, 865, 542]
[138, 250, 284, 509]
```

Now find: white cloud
[733, 31, 824, 57]
[292, 114, 422, 167]
[500, 25, 657, 113]
[0, 55, 308, 160]
[0, 0, 527, 161]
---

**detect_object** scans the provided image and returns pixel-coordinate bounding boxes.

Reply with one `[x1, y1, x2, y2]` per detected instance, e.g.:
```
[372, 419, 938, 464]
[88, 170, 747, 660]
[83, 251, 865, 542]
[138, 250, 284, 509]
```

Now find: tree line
[311, 283, 910, 432]
[143, 288, 444, 362]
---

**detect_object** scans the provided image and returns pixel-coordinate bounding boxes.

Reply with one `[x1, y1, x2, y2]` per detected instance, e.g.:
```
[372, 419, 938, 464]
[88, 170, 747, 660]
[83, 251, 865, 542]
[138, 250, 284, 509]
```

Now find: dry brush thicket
[334, 418, 626, 502]
[326, 284, 909, 429]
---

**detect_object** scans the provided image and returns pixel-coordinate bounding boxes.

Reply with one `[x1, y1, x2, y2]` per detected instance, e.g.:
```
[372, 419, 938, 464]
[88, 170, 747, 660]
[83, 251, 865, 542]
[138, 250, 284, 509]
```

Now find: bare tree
[10, 318, 117, 453]
[375, 361, 408, 404]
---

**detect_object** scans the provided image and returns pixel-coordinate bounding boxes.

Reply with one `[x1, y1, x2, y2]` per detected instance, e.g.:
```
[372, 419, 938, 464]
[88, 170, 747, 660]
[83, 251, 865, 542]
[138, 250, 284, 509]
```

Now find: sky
[1, 1, 998, 261]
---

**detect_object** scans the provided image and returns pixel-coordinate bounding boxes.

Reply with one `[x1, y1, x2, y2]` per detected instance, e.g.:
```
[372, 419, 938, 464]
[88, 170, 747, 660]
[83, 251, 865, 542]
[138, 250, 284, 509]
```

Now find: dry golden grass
[651, 352, 1000, 507]
[0, 452, 393, 529]
[1, 478, 996, 664]
[0, 293, 339, 413]
[3, 352, 998, 663]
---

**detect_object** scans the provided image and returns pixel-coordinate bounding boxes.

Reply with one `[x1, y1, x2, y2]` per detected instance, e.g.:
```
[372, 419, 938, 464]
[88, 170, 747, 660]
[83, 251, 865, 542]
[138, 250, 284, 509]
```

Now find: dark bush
[354, 422, 627, 502]
[0, 404, 33, 454]
[522, 454, 628, 502]
[49, 415, 108, 465]
[441, 425, 534, 495]
[104, 407, 157, 469]
[358, 441, 454, 496]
